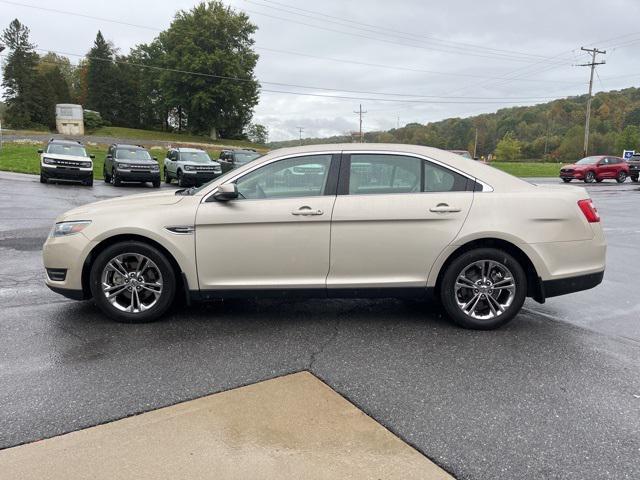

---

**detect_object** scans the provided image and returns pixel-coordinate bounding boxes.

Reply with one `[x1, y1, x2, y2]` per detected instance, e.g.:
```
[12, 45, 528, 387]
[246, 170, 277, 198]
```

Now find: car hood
[562, 164, 588, 169]
[114, 158, 158, 165]
[57, 189, 184, 222]
[42, 153, 92, 162]
[180, 161, 221, 167]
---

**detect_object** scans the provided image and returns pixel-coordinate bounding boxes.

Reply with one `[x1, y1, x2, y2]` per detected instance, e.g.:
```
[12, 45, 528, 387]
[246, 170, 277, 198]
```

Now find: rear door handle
[291, 206, 324, 216]
[429, 203, 461, 213]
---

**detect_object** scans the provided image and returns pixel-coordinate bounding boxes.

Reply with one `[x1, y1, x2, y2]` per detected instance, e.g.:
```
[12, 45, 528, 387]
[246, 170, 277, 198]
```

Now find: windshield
[181, 151, 211, 163]
[47, 144, 88, 157]
[235, 152, 261, 164]
[576, 156, 601, 165]
[116, 148, 152, 160]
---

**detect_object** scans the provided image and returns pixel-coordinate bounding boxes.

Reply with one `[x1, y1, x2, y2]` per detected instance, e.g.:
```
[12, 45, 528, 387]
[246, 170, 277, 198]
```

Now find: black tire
[596, 178, 603, 183]
[584, 171, 596, 183]
[113, 170, 122, 186]
[616, 171, 627, 183]
[562, 178, 571, 183]
[164, 169, 172, 184]
[631, 176, 638, 183]
[439, 248, 527, 330]
[89, 241, 176, 323]
[177, 170, 187, 187]
[83, 177, 93, 187]
[40, 173, 47, 184]
[104, 169, 111, 183]
[152, 179, 161, 188]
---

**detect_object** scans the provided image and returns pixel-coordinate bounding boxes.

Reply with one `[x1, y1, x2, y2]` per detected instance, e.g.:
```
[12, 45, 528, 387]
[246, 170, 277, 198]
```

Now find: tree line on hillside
[0, 1, 268, 143]
[270, 88, 640, 161]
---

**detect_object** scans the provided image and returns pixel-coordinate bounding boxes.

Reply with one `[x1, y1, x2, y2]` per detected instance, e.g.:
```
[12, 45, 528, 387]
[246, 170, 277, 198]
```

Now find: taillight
[578, 199, 600, 223]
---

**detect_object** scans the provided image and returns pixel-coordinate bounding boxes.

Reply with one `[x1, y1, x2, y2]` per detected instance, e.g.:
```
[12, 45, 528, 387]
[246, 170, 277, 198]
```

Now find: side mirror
[213, 183, 238, 201]
[37, 149, 44, 154]
[90, 154, 95, 159]
[106, 154, 112, 159]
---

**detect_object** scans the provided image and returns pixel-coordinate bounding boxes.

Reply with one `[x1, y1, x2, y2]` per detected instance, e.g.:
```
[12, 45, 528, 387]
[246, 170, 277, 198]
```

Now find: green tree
[494, 132, 522, 160]
[85, 31, 117, 122]
[615, 125, 640, 154]
[1, 19, 39, 128]
[157, 1, 259, 138]
[245, 123, 268, 144]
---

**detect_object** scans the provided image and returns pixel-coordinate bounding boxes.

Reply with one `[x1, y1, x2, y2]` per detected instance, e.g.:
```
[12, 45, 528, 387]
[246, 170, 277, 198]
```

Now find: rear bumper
[541, 270, 604, 299]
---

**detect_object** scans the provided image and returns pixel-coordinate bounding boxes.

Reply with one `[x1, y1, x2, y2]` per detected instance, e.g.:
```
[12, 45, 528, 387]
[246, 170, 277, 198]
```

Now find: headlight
[81, 161, 92, 168]
[151, 165, 160, 171]
[43, 157, 55, 164]
[184, 165, 194, 171]
[50, 220, 91, 237]
[117, 163, 130, 169]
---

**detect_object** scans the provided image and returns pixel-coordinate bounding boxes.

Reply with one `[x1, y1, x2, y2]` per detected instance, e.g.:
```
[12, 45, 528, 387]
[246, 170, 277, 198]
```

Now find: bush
[83, 110, 109, 132]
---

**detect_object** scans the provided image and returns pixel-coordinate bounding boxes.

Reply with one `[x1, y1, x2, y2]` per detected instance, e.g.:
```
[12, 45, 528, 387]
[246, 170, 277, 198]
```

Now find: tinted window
[349, 154, 421, 195]
[424, 161, 469, 192]
[115, 148, 151, 160]
[236, 155, 332, 200]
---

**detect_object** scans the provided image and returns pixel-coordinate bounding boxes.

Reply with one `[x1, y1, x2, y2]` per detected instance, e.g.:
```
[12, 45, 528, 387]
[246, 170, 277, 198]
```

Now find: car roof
[175, 147, 205, 153]
[113, 144, 146, 150]
[48, 139, 83, 146]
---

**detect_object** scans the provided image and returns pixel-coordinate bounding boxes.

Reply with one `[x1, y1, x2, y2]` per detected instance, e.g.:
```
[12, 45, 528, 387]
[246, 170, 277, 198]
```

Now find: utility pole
[0, 43, 5, 151]
[473, 128, 479, 159]
[353, 104, 367, 143]
[578, 47, 606, 157]
[297, 126, 304, 146]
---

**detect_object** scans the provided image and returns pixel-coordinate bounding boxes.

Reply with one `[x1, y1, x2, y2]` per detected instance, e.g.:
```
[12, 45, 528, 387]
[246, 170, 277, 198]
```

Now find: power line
[353, 104, 367, 143]
[26, 47, 570, 101]
[244, 0, 556, 63]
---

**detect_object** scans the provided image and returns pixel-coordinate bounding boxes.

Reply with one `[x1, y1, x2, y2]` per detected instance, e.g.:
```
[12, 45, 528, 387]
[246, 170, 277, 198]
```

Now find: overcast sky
[1, 0, 639, 141]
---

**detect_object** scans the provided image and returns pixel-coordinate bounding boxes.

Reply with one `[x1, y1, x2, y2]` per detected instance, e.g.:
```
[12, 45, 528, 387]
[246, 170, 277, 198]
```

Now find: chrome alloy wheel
[101, 253, 163, 313]
[454, 260, 516, 321]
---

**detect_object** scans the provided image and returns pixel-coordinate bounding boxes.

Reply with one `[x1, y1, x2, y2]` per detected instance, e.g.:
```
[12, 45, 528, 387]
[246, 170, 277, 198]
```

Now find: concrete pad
[0, 371, 452, 480]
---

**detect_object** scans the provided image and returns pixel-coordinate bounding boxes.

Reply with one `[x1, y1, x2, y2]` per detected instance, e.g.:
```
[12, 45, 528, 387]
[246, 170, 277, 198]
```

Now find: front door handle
[429, 203, 461, 213]
[291, 206, 324, 216]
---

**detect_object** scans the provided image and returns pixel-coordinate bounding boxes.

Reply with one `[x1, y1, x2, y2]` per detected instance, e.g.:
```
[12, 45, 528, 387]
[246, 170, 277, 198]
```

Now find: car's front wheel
[440, 248, 527, 330]
[177, 170, 187, 187]
[584, 171, 596, 183]
[562, 178, 571, 183]
[89, 241, 176, 323]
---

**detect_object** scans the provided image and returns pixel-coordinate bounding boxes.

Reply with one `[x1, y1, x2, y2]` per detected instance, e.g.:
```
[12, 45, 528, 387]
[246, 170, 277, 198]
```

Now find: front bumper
[43, 232, 93, 294]
[115, 169, 160, 182]
[559, 171, 585, 180]
[182, 171, 221, 185]
[41, 165, 93, 181]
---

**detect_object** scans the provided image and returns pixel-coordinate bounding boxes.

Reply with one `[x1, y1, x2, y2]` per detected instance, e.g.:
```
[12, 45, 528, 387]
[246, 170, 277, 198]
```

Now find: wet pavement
[0, 171, 638, 479]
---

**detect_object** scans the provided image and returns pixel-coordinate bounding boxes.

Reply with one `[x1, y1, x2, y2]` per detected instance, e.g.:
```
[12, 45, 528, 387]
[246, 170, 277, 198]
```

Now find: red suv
[560, 155, 629, 183]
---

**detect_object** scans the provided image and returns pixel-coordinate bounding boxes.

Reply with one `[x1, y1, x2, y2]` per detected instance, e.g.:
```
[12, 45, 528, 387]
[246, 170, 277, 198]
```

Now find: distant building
[55, 104, 84, 136]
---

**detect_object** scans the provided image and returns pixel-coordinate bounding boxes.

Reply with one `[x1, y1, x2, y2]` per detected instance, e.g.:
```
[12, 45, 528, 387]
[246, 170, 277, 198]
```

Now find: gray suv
[103, 144, 161, 188]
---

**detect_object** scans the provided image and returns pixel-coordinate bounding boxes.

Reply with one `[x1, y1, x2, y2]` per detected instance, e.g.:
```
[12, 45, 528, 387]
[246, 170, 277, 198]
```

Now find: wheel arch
[81, 233, 187, 302]
[433, 237, 544, 303]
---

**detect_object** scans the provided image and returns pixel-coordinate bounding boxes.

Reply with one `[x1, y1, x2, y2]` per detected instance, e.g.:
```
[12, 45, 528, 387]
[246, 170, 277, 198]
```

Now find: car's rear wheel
[584, 171, 596, 183]
[89, 241, 176, 323]
[616, 171, 627, 183]
[631, 176, 639, 183]
[104, 169, 111, 183]
[164, 170, 172, 184]
[440, 248, 527, 330]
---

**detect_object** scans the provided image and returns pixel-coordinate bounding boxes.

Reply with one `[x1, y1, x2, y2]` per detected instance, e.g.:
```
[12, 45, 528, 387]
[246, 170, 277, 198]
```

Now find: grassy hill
[269, 87, 640, 161]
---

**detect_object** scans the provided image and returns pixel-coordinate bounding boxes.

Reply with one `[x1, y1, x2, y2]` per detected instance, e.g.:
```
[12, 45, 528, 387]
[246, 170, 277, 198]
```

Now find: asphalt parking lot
[0, 171, 638, 479]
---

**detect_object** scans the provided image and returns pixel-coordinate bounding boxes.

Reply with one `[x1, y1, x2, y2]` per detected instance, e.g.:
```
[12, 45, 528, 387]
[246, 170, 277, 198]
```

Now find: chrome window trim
[201, 151, 341, 203]
[346, 150, 493, 193]
[201, 149, 493, 202]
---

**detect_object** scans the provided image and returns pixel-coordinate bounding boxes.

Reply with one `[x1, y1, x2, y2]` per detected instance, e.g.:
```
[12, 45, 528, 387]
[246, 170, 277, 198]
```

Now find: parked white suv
[163, 147, 222, 187]
[43, 144, 606, 329]
[39, 139, 94, 186]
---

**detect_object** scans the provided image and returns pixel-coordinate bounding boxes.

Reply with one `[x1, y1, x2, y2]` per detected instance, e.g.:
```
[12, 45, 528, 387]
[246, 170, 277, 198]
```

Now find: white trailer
[55, 104, 84, 136]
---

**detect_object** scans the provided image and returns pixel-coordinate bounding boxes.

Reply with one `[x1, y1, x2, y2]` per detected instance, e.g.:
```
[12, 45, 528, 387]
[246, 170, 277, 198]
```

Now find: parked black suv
[104, 144, 161, 188]
[39, 139, 94, 186]
[218, 149, 261, 173]
[627, 153, 640, 182]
